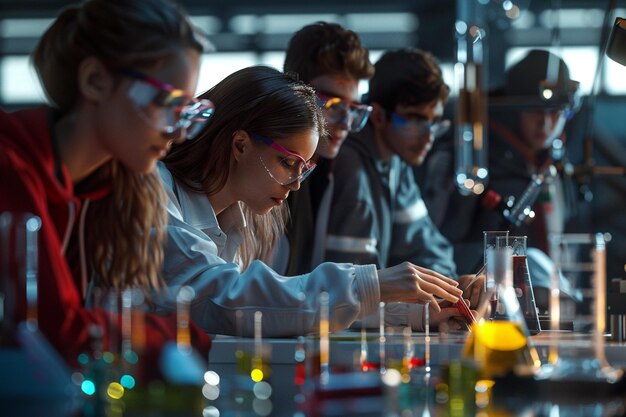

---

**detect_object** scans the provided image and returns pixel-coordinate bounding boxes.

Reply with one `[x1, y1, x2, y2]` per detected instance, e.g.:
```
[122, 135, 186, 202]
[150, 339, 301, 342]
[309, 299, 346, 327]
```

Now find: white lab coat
[154, 162, 381, 337]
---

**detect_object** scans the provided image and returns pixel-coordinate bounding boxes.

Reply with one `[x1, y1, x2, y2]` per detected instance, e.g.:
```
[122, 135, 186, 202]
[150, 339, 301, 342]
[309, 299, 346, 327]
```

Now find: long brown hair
[164, 66, 325, 268]
[31, 0, 208, 291]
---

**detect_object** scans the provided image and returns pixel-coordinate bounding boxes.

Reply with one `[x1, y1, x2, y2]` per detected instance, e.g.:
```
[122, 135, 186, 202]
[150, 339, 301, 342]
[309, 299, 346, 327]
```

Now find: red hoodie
[0, 107, 211, 374]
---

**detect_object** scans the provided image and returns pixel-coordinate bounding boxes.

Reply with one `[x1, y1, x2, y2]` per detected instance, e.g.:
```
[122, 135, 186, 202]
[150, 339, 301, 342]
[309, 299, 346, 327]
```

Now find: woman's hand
[377, 262, 463, 312]
[457, 273, 485, 308]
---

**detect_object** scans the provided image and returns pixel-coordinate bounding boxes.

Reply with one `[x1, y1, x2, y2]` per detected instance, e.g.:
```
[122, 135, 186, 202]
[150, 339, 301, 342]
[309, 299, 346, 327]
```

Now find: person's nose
[285, 179, 301, 191]
[543, 113, 557, 131]
[165, 127, 186, 144]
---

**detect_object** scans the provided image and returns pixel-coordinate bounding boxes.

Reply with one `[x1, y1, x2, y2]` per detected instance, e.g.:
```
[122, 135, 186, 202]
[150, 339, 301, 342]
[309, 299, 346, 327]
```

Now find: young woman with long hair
[158, 65, 463, 336]
[0, 0, 214, 369]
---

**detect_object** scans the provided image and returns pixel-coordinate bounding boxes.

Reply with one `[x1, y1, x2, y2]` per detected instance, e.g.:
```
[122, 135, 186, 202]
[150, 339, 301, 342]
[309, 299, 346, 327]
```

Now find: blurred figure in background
[420, 49, 581, 315]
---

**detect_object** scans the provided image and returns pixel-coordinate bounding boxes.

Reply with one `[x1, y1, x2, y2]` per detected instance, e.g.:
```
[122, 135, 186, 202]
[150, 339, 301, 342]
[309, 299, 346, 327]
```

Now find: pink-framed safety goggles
[251, 133, 316, 186]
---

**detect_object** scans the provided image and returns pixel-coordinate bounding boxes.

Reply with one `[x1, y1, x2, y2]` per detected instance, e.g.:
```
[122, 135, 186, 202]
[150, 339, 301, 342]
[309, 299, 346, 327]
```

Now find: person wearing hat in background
[419, 49, 581, 317]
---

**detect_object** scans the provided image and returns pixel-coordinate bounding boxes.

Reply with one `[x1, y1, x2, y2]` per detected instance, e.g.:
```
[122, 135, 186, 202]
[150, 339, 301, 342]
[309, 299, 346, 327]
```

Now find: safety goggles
[251, 133, 316, 186]
[121, 69, 214, 140]
[390, 112, 451, 140]
[316, 93, 373, 133]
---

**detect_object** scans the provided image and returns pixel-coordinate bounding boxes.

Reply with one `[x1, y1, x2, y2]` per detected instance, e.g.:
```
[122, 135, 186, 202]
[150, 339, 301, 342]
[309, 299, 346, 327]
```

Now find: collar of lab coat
[156, 161, 246, 237]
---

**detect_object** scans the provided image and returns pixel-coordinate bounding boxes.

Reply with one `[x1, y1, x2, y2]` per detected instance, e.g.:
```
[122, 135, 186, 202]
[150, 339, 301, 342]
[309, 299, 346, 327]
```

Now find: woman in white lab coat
[155, 65, 463, 336]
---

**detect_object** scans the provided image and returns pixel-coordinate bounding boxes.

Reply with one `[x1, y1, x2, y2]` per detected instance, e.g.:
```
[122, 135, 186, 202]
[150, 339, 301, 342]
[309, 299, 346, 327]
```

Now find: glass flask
[463, 241, 541, 380]
[504, 236, 541, 334]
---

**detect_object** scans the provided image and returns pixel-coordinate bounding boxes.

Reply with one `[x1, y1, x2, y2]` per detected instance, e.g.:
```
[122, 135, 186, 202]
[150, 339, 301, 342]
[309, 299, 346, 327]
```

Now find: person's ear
[231, 130, 251, 162]
[77, 57, 114, 103]
[369, 103, 388, 130]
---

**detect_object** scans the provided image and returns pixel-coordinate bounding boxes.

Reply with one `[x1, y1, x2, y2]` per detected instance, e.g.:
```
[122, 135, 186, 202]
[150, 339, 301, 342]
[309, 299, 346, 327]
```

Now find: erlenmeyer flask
[463, 241, 541, 379]
[506, 236, 541, 335]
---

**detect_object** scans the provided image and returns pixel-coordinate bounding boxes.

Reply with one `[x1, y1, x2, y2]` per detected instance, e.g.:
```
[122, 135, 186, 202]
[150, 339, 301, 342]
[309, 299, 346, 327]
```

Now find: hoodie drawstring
[79, 198, 90, 300]
[60, 202, 75, 255]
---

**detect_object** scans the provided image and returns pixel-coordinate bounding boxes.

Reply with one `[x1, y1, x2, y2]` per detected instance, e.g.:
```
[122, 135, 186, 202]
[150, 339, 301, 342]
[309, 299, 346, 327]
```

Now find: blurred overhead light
[189, 16, 221, 35]
[345, 13, 418, 33]
[505, 6, 521, 20]
[539, 9, 603, 29]
[511, 10, 535, 28]
[0, 18, 53, 38]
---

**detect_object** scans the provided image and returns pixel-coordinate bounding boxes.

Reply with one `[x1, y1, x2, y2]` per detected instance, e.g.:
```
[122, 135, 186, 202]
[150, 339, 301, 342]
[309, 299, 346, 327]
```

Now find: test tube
[131, 289, 146, 357]
[251, 311, 264, 382]
[176, 285, 195, 354]
[294, 293, 306, 385]
[25, 216, 42, 331]
[234, 310, 248, 376]
[424, 302, 431, 374]
[121, 289, 133, 359]
[319, 292, 330, 385]
[402, 326, 413, 379]
[379, 302, 386, 374]
[360, 324, 368, 370]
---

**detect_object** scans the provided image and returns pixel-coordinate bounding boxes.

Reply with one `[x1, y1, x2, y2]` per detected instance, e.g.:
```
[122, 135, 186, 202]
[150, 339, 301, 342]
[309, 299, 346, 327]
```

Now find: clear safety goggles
[316, 93, 373, 133]
[390, 112, 451, 140]
[121, 69, 214, 140]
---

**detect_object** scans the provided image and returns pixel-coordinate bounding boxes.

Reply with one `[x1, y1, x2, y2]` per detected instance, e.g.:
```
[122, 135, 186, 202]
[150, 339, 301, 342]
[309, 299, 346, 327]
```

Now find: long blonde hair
[164, 66, 325, 269]
[32, 0, 208, 290]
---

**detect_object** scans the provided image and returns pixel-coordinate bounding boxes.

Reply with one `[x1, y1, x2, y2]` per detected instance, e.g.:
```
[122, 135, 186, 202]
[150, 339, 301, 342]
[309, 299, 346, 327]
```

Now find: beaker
[482, 231, 509, 288]
[502, 236, 541, 334]
[483, 231, 509, 317]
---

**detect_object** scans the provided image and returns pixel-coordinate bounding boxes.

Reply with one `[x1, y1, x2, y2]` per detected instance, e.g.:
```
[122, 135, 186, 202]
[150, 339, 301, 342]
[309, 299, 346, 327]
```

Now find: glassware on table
[463, 240, 541, 379]
[483, 231, 509, 273]
[541, 233, 623, 383]
[156, 286, 209, 414]
[159, 286, 207, 385]
[482, 231, 509, 317]
[359, 301, 385, 373]
[232, 309, 273, 416]
[234, 310, 271, 381]
[502, 235, 541, 334]
[0, 212, 79, 407]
